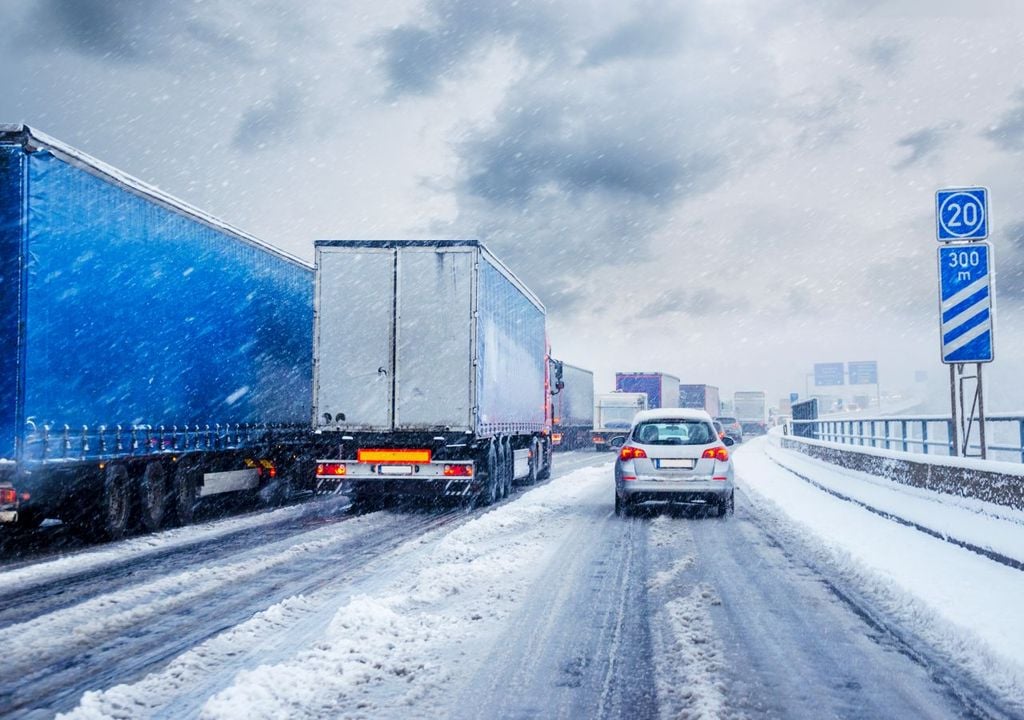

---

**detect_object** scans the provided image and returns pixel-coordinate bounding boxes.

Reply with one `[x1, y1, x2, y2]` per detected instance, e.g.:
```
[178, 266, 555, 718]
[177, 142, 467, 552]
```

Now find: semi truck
[592, 392, 648, 451]
[312, 240, 552, 506]
[679, 384, 720, 417]
[549, 360, 594, 451]
[615, 372, 680, 409]
[733, 391, 768, 436]
[0, 125, 314, 538]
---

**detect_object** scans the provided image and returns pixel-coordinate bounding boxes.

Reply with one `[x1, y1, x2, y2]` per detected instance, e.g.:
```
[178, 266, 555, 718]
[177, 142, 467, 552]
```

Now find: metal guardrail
[791, 414, 1024, 463]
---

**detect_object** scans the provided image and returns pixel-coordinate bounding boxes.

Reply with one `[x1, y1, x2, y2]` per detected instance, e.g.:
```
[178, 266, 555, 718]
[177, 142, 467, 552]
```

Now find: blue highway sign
[847, 361, 878, 385]
[814, 362, 845, 386]
[938, 243, 994, 364]
[936, 187, 988, 241]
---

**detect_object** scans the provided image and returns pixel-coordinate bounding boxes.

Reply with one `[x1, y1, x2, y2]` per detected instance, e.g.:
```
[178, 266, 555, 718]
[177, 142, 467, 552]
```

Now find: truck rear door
[394, 246, 474, 430]
[315, 246, 394, 430]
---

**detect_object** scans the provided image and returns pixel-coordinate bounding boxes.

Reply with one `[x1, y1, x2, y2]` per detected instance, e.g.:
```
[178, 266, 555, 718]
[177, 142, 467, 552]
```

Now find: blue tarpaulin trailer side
[0, 125, 314, 535]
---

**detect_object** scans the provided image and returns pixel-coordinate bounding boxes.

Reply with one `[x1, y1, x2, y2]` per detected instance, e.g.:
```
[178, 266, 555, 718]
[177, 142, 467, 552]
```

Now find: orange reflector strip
[357, 448, 432, 464]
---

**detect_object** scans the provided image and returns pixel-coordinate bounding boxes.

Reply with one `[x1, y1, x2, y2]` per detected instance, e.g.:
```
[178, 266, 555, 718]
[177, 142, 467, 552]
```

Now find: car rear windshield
[632, 420, 716, 445]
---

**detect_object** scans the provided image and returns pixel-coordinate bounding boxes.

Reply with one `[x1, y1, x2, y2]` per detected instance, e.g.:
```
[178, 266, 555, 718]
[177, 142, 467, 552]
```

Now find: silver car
[614, 408, 735, 517]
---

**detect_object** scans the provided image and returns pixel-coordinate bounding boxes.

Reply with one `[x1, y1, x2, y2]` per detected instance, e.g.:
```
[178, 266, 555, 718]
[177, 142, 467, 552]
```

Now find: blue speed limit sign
[936, 187, 988, 241]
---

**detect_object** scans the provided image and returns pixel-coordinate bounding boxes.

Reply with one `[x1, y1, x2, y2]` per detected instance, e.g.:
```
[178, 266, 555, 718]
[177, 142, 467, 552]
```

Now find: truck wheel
[497, 441, 507, 499]
[526, 439, 540, 485]
[139, 461, 168, 532]
[537, 439, 551, 480]
[100, 464, 132, 540]
[172, 463, 199, 526]
[479, 442, 498, 506]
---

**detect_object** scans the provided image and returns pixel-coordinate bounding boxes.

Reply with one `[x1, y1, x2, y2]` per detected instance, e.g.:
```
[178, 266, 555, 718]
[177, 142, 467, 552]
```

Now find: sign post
[936, 186, 993, 459]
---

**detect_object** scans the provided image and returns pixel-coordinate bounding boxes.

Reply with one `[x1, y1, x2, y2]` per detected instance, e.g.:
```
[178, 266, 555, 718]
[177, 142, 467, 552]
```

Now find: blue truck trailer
[615, 372, 681, 410]
[312, 240, 552, 506]
[0, 125, 314, 538]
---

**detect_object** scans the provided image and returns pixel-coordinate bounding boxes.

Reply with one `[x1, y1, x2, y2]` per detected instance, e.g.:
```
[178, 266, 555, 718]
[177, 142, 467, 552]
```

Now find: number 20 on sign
[936, 187, 988, 241]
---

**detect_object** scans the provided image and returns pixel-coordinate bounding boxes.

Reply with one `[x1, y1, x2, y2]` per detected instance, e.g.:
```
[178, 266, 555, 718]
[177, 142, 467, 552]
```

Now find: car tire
[614, 492, 623, 516]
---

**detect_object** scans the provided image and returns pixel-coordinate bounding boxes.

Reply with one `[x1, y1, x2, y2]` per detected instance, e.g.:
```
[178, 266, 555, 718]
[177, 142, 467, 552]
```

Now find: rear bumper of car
[620, 476, 733, 498]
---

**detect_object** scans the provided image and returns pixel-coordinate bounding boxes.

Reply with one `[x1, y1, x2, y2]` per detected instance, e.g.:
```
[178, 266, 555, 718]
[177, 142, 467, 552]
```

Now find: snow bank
[735, 437, 1024, 709]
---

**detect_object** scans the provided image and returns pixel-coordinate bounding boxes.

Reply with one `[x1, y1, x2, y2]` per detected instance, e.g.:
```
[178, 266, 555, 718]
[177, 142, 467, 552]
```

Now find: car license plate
[658, 459, 694, 469]
[378, 464, 414, 475]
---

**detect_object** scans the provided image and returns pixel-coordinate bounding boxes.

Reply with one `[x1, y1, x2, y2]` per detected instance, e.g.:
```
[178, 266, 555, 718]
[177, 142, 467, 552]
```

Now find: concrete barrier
[780, 434, 1024, 511]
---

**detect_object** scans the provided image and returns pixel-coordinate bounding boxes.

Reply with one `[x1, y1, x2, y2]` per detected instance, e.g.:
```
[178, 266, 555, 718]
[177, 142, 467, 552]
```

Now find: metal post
[901, 420, 908, 452]
[949, 364, 959, 456]
[922, 421, 929, 454]
[883, 420, 890, 450]
[947, 420, 955, 456]
[1019, 420, 1024, 464]
[870, 420, 876, 448]
[977, 363, 987, 460]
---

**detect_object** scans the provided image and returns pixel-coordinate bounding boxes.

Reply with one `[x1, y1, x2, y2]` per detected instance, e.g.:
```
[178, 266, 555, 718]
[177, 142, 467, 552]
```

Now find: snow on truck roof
[632, 408, 714, 425]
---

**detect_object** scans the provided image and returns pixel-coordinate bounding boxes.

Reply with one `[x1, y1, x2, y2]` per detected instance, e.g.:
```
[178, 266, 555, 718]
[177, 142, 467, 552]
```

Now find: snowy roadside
[734, 436, 1024, 710]
[63, 463, 617, 719]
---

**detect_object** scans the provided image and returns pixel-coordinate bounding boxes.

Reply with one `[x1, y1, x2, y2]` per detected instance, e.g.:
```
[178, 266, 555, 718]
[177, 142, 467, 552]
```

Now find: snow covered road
[3, 445, 1021, 718]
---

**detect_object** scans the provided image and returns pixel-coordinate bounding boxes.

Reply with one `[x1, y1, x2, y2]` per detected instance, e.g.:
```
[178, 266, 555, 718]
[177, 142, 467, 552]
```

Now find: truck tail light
[357, 448, 432, 464]
[702, 446, 729, 462]
[443, 464, 473, 477]
[316, 463, 347, 476]
[552, 433, 563, 445]
[0, 487, 16, 505]
[619, 446, 647, 461]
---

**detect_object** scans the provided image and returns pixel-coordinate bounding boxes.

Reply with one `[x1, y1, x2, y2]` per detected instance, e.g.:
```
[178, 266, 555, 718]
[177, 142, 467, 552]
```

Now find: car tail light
[621, 475, 637, 482]
[443, 464, 473, 477]
[702, 446, 729, 462]
[316, 463, 347, 476]
[619, 446, 648, 461]
[0, 487, 16, 505]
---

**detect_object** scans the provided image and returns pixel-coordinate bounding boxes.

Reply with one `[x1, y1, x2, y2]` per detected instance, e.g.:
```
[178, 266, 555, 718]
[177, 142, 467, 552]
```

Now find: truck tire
[100, 464, 132, 540]
[502, 439, 513, 498]
[479, 442, 498, 506]
[172, 462, 199, 526]
[537, 439, 551, 480]
[526, 439, 540, 485]
[496, 441, 507, 499]
[139, 461, 168, 532]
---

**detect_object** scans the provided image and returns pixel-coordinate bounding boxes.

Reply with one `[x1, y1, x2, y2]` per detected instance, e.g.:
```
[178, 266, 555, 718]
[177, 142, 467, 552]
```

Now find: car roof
[633, 408, 713, 424]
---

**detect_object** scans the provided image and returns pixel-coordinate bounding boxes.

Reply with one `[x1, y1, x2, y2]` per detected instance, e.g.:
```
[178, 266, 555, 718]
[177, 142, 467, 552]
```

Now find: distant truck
[592, 393, 648, 451]
[679, 384, 720, 417]
[550, 360, 594, 451]
[312, 240, 553, 507]
[0, 125, 313, 538]
[615, 372, 680, 410]
[733, 391, 768, 436]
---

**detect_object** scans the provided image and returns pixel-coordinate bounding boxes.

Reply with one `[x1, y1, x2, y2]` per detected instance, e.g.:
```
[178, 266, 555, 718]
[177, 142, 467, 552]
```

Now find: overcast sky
[3, 0, 1024, 407]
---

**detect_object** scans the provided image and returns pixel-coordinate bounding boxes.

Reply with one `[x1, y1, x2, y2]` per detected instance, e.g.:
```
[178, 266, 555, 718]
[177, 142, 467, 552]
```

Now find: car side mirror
[609, 436, 627, 450]
[722, 436, 735, 447]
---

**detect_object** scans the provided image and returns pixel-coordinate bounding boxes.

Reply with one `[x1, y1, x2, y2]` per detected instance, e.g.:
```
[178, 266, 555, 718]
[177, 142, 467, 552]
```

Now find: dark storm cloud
[893, 126, 948, 169]
[232, 85, 306, 150]
[460, 100, 718, 207]
[856, 36, 911, 73]
[377, 0, 567, 95]
[583, 3, 688, 66]
[13, 0, 295, 65]
[983, 90, 1024, 151]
